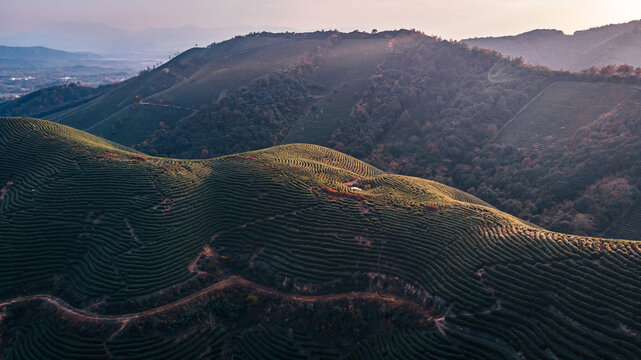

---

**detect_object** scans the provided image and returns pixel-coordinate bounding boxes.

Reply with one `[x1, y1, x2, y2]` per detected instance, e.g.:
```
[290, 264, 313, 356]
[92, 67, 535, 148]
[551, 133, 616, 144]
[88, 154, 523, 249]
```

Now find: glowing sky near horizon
[1, 0, 640, 39]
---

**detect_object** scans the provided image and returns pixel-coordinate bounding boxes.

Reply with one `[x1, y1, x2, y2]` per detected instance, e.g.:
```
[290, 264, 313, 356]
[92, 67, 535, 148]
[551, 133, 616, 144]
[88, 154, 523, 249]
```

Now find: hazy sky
[1, 0, 640, 39]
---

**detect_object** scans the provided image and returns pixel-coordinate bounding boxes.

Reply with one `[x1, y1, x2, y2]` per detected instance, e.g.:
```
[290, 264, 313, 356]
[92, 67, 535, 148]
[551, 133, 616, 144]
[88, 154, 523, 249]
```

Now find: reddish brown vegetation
[152, 198, 175, 212]
[203, 245, 213, 257]
[354, 235, 372, 246]
[129, 155, 148, 163]
[98, 153, 119, 158]
[359, 202, 371, 214]
[580, 64, 641, 79]
[322, 186, 368, 201]
[0, 179, 14, 200]
[343, 179, 361, 187]
[97, 153, 148, 164]
[230, 155, 259, 161]
[424, 205, 441, 212]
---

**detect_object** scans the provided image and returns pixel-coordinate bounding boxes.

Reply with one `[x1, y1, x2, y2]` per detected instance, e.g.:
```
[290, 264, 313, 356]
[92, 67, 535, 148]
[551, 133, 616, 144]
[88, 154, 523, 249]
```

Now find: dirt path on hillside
[0, 276, 434, 324]
[138, 99, 198, 111]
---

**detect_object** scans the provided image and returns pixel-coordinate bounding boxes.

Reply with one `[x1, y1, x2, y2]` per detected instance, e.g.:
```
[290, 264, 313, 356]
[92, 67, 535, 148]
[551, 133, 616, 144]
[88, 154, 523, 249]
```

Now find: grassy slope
[1, 117, 641, 359]
[494, 81, 639, 150]
[85, 103, 195, 145]
[43, 68, 186, 130]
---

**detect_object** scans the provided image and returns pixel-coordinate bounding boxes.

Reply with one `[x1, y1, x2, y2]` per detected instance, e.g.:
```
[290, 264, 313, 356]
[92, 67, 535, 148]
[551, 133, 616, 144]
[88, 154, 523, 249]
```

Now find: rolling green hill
[1, 117, 640, 359]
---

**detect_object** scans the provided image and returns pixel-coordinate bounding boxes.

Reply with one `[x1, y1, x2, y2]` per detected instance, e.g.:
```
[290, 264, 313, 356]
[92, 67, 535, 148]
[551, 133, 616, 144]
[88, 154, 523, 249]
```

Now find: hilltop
[0, 117, 640, 359]
[464, 20, 641, 71]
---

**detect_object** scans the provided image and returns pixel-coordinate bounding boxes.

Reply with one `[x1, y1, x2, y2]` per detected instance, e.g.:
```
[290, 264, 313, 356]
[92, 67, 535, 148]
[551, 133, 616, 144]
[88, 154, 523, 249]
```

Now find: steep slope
[464, 20, 641, 71]
[1, 117, 640, 359]
[37, 29, 563, 154]
[139, 33, 564, 159]
[44, 31, 404, 146]
[494, 81, 639, 151]
[130, 32, 641, 241]
[464, 82, 641, 239]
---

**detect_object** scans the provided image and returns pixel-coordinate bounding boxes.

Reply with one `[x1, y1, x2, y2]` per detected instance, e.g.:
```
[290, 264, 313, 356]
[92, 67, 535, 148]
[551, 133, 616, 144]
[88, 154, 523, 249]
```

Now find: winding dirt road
[0, 276, 434, 324]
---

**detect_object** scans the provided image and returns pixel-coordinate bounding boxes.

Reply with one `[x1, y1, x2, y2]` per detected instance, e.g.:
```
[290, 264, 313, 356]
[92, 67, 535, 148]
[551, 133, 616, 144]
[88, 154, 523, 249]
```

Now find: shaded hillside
[45, 31, 389, 145]
[493, 81, 638, 151]
[0, 83, 106, 118]
[464, 20, 641, 71]
[138, 31, 568, 159]
[1, 117, 641, 359]
[467, 86, 641, 238]
[28, 29, 559, 153]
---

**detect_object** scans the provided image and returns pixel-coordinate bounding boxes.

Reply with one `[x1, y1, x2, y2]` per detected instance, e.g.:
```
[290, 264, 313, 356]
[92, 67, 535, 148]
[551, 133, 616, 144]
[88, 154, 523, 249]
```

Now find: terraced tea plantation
[494, 81, 639, 151]
[1, 117, 640, 359]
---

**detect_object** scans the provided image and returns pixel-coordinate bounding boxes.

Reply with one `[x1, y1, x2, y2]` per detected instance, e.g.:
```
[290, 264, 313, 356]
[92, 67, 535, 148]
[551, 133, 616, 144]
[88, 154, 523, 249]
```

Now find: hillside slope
[7, 30, 641, 241]
[494, 81, 639, 151]
[30, 29, 566, 154]
[43, 31, 410, 146]
[0, 83, 105, 118]
[1, 117, 640, 359]
[464, 20, 641, 71]
[467, 81, 641, 239]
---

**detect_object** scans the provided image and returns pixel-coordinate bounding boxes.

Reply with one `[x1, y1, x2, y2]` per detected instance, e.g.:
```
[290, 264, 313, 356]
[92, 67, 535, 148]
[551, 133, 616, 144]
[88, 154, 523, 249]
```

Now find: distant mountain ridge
[0, 22, 298, 58]
[464, 20, 641, 71]
[0, 45, 96, 69]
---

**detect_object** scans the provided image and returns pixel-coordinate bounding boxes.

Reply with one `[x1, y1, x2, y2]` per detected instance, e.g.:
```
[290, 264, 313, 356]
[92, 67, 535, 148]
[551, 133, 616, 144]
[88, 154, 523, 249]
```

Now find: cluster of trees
[327, 42, 554, 162]
[138, 41, 334, 158]
[579, 64, 641, 81]
[0, 82, 103, 118]
[139, 71, 311, 158]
